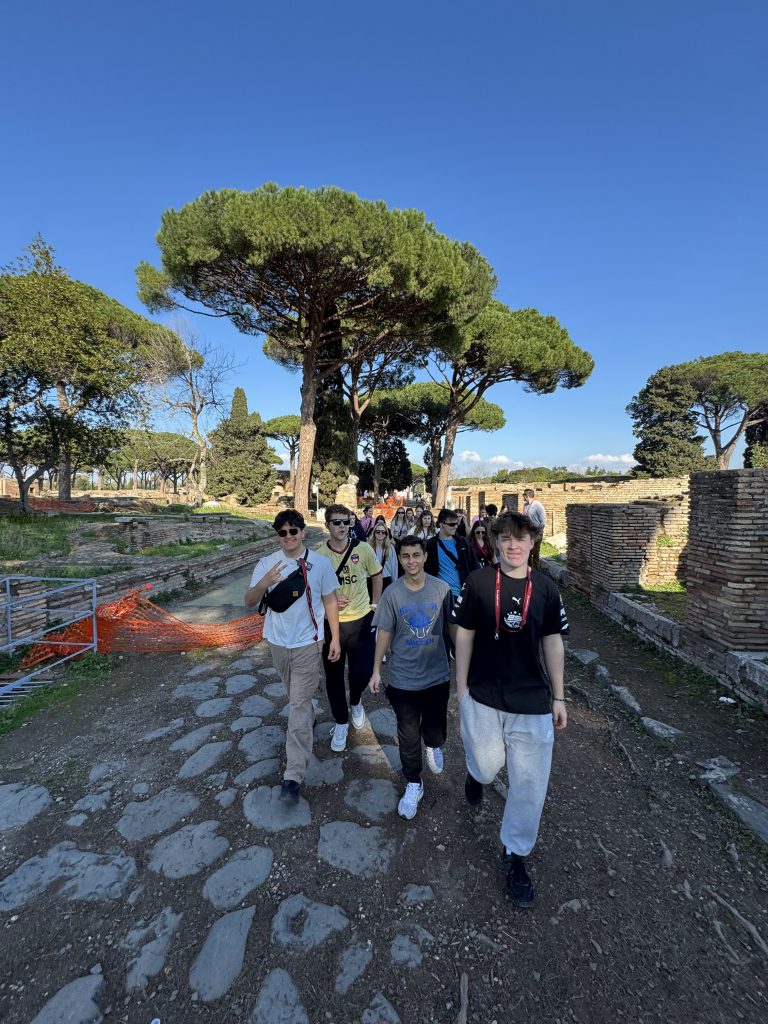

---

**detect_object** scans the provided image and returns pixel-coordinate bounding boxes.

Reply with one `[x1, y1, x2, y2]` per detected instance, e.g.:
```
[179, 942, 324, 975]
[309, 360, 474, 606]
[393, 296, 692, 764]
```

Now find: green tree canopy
[137, 184, 495, 512]
[264, 414, 301, 492]
[627, 366, 710, 476]
[1, 237, 184, 509]
[207, 389, 279, 505]
[744, 403, 768, 468]
[628, 352, 768, 471]
[429, 301, 594, 504]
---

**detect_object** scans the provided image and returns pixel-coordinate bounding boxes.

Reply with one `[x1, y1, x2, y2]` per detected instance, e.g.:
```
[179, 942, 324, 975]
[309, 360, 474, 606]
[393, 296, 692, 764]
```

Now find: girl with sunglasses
[404, 508, 416, 530]
[408, 509, 437, 540]
[369, 524, 398, 590]
[469, 519, 496, 567]
[390, 506, 409, 539]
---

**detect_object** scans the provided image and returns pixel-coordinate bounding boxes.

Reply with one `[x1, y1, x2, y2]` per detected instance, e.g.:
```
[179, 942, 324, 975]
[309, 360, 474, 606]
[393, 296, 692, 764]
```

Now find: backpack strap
[332, 538, 359, 582]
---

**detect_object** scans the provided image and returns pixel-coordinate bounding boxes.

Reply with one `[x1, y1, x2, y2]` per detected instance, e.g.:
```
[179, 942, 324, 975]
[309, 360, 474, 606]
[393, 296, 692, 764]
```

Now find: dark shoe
[280, 780, 301, 804]
[506, 854, 535, 908]
[464, 772, 483, 807]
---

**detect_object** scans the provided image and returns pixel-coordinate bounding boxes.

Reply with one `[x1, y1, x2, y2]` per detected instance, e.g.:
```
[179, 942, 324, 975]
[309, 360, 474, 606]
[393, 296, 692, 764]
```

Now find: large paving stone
[641, 717, 684, 741]
[148, 821, 229, 878]
[304, 754, 344, 787]
[231, 716, 263, 733]
[0, 842, 136, 911]
[72, 792, 111, 813]
[31, 974, 104, 1024]
[226, 657, 255, 673]
[249, 968, 308, 1024]
[361, 994, 401, 1023]
[240, 694, 275, 717]
[123, 906, 183, 992]
[317, 822, 396, 877]
[196, 697, 233, 718]
[709, 783, 768, 843]
[400, 884, 434, 904]
[271, 893, 349, 950]
[344, 779, 398, 821]
[116, 787, 200, 842]
[257, 667, 281, 681]
[88, 761, 123, 783]
[368, 708, 398, 739]
[187, 660, 223, 677]
[243, 786, 311, 832]
[350, 743, 401, 772]
[226, 673, 258, 695]
[170, 723, 223, 753]
[0, 783, 51, 831]
[214, 789, 238, 809]
[264, 682, 286, 698]
[190, 905, 256, 1001]
[238, 726, 286, 763]
[390, 934, 422, 967]
[178, 741, 232, 780]
[335, 940, 373, 994]
[173, 680, 220, 700]
[203, 845, 274, 909]
[235, 760, 281, 787]
[141, 718, 185, 742]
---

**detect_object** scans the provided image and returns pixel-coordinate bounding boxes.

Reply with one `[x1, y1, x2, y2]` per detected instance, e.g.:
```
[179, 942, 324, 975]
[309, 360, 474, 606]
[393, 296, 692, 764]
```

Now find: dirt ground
[1, 576, 767, 1024]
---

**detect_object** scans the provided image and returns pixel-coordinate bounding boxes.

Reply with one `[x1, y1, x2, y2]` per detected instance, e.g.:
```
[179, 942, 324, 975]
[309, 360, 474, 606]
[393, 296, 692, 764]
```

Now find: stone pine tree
[207, 388, 278, 505]
[429, 301, 594, 506]
[629, 353, 768, 471]
[137, 184, 494, 513]
[0, 237, 184, 509]
[627, 367, 710, 476]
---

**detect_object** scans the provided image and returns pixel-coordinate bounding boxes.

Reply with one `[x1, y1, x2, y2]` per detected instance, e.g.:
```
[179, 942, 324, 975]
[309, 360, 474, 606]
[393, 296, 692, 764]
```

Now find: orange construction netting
[21, 586, 265, 668]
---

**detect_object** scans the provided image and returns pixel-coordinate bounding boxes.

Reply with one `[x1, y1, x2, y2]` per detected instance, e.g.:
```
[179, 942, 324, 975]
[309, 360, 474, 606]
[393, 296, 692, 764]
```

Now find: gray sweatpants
[459, 692, 554, 857]
[268, 640, 323, 784]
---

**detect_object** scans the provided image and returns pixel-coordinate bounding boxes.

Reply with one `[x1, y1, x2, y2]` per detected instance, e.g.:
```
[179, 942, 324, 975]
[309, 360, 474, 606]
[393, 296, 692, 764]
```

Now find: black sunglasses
[330, 519, 350, 526]
[277, 527, 300, 537]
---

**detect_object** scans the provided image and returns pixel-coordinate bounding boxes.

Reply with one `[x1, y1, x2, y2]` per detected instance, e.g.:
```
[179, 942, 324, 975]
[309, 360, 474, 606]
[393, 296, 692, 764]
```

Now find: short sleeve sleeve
[250, 557, 268, 588]
[372, 587, 397, 632]
[542, 586, 569, 636]
[320, 558, 339, 596]
[451, 574, 478, 629]
[364, 544, 382, 576]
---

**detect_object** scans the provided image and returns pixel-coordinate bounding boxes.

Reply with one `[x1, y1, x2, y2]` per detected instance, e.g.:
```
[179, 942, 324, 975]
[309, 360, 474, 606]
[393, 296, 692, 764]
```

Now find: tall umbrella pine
[137, 185, 495, 512]
[430, 302, 595, 506]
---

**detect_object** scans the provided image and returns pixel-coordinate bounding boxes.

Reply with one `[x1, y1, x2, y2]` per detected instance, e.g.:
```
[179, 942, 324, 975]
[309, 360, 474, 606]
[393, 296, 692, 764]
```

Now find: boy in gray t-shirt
[369, 535, 454, 820]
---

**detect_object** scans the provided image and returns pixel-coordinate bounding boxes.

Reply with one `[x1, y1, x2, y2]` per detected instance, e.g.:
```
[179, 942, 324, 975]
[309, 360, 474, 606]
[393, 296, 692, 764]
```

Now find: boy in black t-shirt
[452, 511, 569, 908]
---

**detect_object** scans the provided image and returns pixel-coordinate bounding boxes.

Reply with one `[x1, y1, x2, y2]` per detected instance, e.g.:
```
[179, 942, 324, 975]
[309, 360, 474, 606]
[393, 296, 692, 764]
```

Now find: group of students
[245, 499, 567, 908]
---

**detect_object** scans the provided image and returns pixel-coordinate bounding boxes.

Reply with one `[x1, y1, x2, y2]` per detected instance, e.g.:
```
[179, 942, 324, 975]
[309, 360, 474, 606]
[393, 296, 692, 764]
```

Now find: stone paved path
[1, 579, 768, 1023]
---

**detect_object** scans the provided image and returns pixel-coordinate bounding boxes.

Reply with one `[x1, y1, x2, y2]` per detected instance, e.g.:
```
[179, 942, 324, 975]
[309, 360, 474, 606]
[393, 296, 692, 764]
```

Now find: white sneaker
[425, 746, 444, 774]
[398, 781, 424, 820]
[350, 702, 366, 730]
[331, 723, 349, 752]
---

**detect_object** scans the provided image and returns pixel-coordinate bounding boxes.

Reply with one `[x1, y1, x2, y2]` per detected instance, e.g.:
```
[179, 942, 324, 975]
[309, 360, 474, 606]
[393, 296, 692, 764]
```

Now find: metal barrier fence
[1, 576, 98, 704]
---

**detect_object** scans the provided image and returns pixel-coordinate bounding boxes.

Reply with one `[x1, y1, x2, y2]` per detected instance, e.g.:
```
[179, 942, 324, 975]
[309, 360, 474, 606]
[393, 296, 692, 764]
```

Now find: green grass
[627, 580, 688, 622]
[139, 534, 262, 558]
[0, 652, 112, 736]
[0, 563, 130, 579]
[0, 513, 115, 561]
[541, 540, 561, 559]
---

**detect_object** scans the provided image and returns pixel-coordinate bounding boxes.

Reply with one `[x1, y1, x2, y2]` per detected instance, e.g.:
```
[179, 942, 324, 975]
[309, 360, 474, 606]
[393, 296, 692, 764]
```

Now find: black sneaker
[464, 772, 483, 807]
[280, 780, 301, 804]
[506, 854, 535, 908]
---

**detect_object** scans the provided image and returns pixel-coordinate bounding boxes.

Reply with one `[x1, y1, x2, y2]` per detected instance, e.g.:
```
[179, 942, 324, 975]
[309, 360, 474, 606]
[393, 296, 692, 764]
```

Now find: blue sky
[2, 1, 766, 473]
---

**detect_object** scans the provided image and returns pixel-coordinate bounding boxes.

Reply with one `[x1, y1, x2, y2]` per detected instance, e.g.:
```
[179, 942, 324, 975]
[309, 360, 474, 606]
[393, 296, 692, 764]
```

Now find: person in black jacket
[425, 508, 480, 598]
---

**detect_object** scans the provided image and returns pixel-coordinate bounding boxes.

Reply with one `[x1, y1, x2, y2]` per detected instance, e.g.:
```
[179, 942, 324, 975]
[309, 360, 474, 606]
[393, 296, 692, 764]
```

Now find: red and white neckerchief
[494, 564, 533, 640]
[297, 550, 319, 642]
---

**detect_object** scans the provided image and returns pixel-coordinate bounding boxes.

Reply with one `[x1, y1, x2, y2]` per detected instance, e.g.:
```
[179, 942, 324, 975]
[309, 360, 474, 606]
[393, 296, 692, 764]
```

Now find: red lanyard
[298, 551, 319, 642]
[494, 565, 532, 640]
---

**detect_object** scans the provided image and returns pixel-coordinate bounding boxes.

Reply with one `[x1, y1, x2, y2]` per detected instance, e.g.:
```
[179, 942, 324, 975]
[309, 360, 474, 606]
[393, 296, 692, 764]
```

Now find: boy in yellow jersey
[319, 504, 383, 751]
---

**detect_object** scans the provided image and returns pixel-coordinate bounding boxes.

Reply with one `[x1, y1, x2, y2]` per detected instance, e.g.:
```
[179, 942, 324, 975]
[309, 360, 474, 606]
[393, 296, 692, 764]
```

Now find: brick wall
[685, 470, 768, 651]
[566, 496, 689, 596]
[96, 516, 267, 551]
[450, 477, 689, 535]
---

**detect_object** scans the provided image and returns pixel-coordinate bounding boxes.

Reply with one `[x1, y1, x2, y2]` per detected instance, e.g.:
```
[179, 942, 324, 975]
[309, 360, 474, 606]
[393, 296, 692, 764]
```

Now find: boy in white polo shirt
[245, 509, 340, 803]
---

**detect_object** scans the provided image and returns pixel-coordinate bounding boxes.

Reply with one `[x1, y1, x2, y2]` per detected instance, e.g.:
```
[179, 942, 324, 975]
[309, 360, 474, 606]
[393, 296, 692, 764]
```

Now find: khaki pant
[268, 639, 323, 783]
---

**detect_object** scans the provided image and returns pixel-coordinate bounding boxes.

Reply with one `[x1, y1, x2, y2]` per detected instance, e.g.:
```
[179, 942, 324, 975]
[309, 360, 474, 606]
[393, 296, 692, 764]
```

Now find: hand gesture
[336, 592, 351, 610]
[260, 560, 286, 590]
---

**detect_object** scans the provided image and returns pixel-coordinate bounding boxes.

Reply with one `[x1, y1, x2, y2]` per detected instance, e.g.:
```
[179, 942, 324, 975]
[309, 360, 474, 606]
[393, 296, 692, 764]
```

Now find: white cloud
[487, 455, 525, 466]
[568, 453, 635, 473]
[458, 450, 482, 462]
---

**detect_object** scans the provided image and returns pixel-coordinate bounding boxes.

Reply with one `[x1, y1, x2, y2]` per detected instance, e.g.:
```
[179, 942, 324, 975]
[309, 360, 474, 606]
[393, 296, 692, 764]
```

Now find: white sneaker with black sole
[350, 702, 366, 730]
[425, 746, 444, 774]
[330, 723, 349, 752]
[398, 781, 424, 820]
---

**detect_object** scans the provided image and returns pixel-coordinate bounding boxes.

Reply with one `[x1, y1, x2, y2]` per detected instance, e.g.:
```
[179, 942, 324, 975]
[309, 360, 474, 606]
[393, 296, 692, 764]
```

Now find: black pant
[323, 611, 375, 724]
[386, 681, 450, 783]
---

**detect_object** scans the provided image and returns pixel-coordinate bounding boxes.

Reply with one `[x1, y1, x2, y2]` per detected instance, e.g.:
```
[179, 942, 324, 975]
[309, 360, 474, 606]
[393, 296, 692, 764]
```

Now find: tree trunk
[288, 445, 297, 495]
[429, 437, 442, 506]
[58, 451, 72, 501]
[373, 435, 382, 502]
[133, 458, 139, 491]
[434, 423, 459, 508]
[295, 347, 320, 515]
